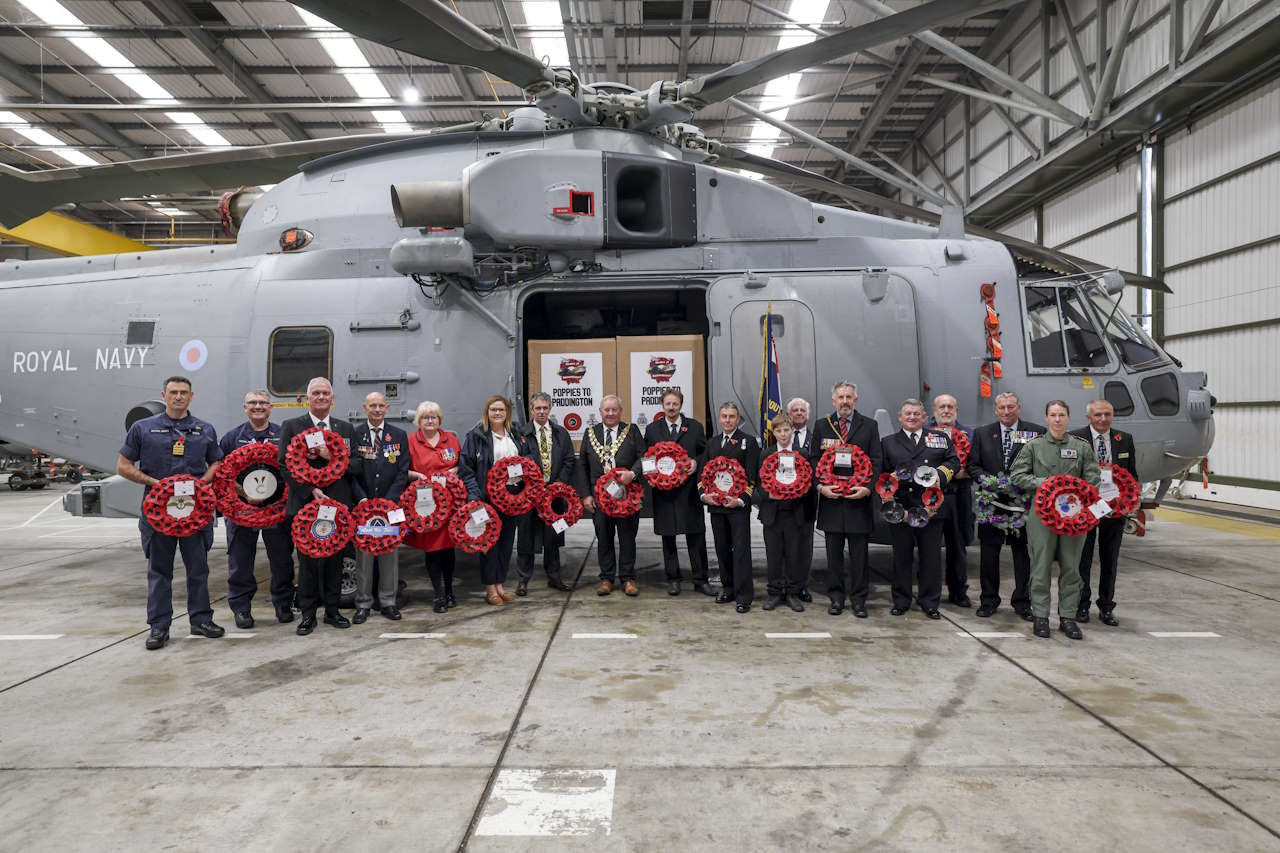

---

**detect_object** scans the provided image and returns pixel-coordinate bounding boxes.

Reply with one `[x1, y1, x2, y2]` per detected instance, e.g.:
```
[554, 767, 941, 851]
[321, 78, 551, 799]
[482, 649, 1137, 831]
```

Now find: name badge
[316, 505, 337, 522]
[1060, 448, 1078, 459]
[305, 432, 325, 450]
[1117, 452, 1130, 459]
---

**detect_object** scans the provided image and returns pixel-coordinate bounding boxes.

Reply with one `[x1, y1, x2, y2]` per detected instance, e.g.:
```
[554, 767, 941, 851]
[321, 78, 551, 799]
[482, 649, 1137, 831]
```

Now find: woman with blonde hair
[405, 400, 461, 613]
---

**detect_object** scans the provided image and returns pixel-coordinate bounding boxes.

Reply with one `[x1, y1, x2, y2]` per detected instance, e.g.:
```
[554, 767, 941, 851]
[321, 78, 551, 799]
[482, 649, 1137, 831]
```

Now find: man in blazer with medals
[930, 393, 976, 608]
[351, 391, 411, 623]
[699, 402, 760, 612]
[642, 388, 711, 596]
[575, 396, 646, 596]
[787, 397, 819, 602]
[516, 392, 575, 595]
[807, 381, 882, 617]
[1072, 399, 1138, 626]
[967, 392, 1044, 618]
[880, 398, 960, 619]
[278, 377, 362, 635]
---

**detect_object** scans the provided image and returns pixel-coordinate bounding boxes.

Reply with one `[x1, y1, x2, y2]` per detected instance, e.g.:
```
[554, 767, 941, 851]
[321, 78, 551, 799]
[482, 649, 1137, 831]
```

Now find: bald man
[351, 392, 411, 622]
[931, 393, 975, 608]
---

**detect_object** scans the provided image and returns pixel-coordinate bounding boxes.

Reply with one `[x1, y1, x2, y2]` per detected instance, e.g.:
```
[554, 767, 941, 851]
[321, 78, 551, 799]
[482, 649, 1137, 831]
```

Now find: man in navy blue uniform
[351, 391, 411, 623]
[219, 389, 295, 628]
[116, 376, 225, 650]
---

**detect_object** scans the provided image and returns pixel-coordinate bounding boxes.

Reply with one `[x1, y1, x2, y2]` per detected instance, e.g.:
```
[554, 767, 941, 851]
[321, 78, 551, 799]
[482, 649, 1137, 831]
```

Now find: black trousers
[978, 527, 1031, 612]
[890, 520, 943, 610]
[661, 530, 709, 583]
[710, 511, 753, 604]
[479, 513, 520, 585]
[594, 512, 639, 581]
[798, 520, 815, 590]
[824, 531, 869, 606]
[516, 515, 562, 581]
[423, 548, 455, 599]
[941, 511, 970, 598]
[763, 509, 807, 596]
[1079, 517, 1125, 612]
[297, 551, 342, 616]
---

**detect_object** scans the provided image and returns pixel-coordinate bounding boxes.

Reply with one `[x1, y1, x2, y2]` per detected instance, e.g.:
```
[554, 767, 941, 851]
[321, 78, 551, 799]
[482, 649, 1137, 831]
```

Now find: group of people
[116, 375, 1137, 650]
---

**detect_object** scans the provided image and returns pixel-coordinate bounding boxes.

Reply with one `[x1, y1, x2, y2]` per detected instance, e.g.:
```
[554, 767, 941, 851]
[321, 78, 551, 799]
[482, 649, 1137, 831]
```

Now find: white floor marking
[1148, 631, 1221, 638]
[19, 494, 65, 527]
[765, 632, 831, 639]
[962, 632, 1024, 638]
[571, 633, 637, 639]
[186, 633, 256, 639]
[476, 768, 616, 837]
[379, 632, 447, 639]
[0, 634, 64, 640]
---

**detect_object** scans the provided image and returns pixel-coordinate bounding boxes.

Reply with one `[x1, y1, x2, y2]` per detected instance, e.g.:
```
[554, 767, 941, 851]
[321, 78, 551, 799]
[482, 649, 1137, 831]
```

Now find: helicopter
[0, 0, 1213, 526]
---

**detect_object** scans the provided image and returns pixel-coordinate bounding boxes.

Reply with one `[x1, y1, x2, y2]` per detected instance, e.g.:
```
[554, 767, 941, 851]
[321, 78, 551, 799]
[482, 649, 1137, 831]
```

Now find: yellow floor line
[1156, 508, 1280, 542]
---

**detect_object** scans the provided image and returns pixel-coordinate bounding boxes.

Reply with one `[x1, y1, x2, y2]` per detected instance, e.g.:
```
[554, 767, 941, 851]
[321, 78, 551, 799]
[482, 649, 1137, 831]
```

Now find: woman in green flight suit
[1008, 400, 1101, 640]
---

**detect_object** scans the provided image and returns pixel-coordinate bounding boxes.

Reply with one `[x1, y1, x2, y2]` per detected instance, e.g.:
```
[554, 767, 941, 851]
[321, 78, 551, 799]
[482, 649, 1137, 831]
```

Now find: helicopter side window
[269, 326, 333, 396]
[1023, 286, 1067, 368]
[1085, 284, 1169, 371]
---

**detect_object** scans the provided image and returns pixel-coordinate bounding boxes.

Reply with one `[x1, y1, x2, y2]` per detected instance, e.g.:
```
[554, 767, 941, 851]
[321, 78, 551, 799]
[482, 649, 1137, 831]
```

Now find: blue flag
[758, 304, 783, 443]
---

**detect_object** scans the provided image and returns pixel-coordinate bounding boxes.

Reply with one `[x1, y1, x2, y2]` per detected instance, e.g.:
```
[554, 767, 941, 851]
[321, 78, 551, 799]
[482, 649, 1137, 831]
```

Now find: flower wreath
[594, 468, 644, 517]
[816, 444, 873, 495]
[699, 456, 749, 507]
[1034, 474, 1103, 536]
[285, 427, 350, 487]
[948, 427, 971, 467]
[448, 500, 503, 554]
[399, 479, 455, 533]
[537, 481, 584, 529]
[143, 474, 216, 537]
[352, 497, 408, 555]
[485, 455, 545, 516]
[759, 450, 812, 500]
[290, 498, 355, 558]
[973, 472, 1029, 534]
[1100, 463, 1141, 516]
[642, 441, 692, 490]
[212, 442, 288, 529]
[428, 469, 468, 508]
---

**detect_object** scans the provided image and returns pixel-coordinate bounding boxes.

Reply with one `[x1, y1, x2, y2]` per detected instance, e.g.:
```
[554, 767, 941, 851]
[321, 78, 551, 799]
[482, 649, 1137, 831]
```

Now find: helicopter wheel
[339, 548, 358, 609]
[8, 473, 26, 491]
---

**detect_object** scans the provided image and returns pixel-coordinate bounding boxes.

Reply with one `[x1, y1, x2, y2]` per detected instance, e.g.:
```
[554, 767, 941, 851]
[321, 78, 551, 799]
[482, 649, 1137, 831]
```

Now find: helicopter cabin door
[706, 272, 920, 435]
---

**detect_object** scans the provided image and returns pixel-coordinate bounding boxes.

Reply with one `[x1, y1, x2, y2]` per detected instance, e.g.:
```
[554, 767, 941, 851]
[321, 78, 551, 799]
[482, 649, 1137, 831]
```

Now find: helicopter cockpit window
[1084, 283, 1169, 371]
[1022, 283, 1114, 373]
[1059, 288, 1109, 368]
[269, 326, 333, 396]
[1023, 285, 1067, 368]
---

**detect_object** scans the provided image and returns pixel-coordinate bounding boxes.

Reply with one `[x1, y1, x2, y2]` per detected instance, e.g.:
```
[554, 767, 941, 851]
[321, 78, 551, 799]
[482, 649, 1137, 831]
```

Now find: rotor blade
[720, 147, 1171, 293]
[681, 0, 1025, 107]
[292, 0, 552, 90]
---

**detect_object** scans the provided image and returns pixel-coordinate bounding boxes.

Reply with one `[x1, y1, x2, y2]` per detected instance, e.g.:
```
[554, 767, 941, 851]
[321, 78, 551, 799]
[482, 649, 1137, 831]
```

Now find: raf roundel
[178, 338, 208, 371]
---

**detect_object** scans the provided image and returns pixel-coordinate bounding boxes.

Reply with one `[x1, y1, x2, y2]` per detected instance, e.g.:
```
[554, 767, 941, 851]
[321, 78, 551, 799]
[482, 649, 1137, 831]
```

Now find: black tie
[317, 420, 328, 431]
[912, 432, 919, 445]
[670, 421, 678, 437]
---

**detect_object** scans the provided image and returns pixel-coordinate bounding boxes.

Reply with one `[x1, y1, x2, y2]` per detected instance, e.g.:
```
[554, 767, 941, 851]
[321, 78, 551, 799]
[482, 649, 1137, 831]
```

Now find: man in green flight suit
[1008, 399, 1101, 640]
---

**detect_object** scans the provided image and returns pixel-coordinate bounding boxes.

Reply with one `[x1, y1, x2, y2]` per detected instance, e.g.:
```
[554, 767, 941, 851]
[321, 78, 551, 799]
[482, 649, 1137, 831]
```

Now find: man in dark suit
[351, 391, 410, 623]
[699, 402, 760, 613]
[966, 391, 1044, 618]
[880, 398, 960, 619]
[575, 396, 647, 596]
[808, 382, 881, 617]
[278, 377, 361, 635]
[930, 393, 975, 608]
[641, 388, 711, 596]
[516, 392, 575, 595]
[787, 397, 818, 602]
[1073, 399, 1138, 626]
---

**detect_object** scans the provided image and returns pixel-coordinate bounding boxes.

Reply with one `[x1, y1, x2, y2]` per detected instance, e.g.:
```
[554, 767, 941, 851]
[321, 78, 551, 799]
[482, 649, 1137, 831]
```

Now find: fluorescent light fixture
[522, 2, 570, 67]
[743, 0, 830, 173]
[295, 5, 412, 134]
[0, 109, 99, 166]
[153, 207, 193, 216]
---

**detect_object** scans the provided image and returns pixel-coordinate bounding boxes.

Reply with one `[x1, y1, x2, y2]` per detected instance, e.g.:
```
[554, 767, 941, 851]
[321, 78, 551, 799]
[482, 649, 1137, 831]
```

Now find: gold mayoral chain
[587, 423, 631, 468]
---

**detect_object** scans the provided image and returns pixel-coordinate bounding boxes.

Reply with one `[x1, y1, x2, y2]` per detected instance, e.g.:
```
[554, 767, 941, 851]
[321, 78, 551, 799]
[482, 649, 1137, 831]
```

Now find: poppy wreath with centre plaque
[642, 441, 692, 490]
[759, 451, 812, 501]
[399, 479, 454, 533]
[284, 427, 350, 487]
[816, 444, 873, 495]
[921, 485, 944, 514]
[290, 498, 355, 558]
[428, 469, 468, 508]
[594, 468, 644, 518]
[537, 481, 584, 528]
[448, 500, 502, 554]
[875, 472, 900, 501]
[1100, 463, 1141, 516]
[212, 442, 288, 529]
[948, 427, 971, 467]
[699, 456, 749, 507]
[1034, 474, 1103, 536]
[352, 497, 408, 555]
[485, 455, 545, 516]
[143, 474, 217, 537]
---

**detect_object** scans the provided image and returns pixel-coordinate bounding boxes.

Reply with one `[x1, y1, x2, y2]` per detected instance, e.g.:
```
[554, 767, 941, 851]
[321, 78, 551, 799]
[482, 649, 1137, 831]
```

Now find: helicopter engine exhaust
[391, 181, 464, 229]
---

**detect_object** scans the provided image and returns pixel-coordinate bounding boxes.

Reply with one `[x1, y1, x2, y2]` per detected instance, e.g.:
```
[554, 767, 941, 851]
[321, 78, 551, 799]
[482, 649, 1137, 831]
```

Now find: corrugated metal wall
[1043, 158, 1140, 274]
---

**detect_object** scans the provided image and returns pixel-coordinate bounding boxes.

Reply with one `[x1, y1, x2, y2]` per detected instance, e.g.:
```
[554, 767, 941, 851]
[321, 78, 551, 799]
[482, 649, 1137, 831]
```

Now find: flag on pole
[758, 304, 783, 443]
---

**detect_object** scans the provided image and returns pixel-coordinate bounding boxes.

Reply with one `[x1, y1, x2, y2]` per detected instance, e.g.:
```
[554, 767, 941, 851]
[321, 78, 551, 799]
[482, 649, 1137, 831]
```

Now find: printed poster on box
[539, 351, 604, 443]
[626, 348, 695, 429]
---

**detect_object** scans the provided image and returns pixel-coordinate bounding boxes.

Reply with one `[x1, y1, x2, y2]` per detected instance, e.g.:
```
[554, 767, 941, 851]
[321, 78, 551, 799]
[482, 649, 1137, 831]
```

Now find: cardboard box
[616, 334, 707, 431]
[527, 338, 617, 448]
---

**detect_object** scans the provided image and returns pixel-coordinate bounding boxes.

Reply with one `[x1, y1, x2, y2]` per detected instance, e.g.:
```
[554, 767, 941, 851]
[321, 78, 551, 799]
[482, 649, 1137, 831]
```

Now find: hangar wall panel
[995, 211, 1037, 243]
[1163, 242, 1280, 336]
[1043, 159, 1139, 270]
[1162, 326, 1280, 403]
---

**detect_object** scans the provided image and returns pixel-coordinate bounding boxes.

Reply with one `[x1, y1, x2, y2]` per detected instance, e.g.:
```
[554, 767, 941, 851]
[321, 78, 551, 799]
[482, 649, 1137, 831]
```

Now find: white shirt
[309, 411, 331, 429]
[793, 426, 806, 448]
[905, 430, 921, 444]
[366, 421, 384, 443]
[492, 431, 519, 460]
[1089, 426, 1112, 463]
[664, 416, 682, 434]
[533, 421, 551, 445]
[1000, 420, 1020, 444]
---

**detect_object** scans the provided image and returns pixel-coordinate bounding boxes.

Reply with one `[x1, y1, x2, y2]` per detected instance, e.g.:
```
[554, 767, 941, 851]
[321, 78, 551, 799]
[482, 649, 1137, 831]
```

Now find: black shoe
[923, 608, 941, 620]
[516, 580, 529, 597]
[762, 595, 782, 611]
[692, 582, 717, 597]
[446, 592, 457, 608]
[352, 608, 370, 625]
[851, 604, 868, 618]
[1033, 617, 1050, 638]
[381, 606, 402, 621]
[715, 592, 733, 604]
[1075, 608, 1091, 624]
[296, 614, 317, 635]
[144, 627, 168, 650]
[976, 605, 996, 618]
[275, 604, 294, 624]
[890, 607, 906, 616]
[827, 600, 844, 616]
[1100, 610, 1118, 626]
[324, 612, 351, 629]
[797, 587, 813, 603]
[668, 581, 681, 596]
[1059, 618, 1083, 640]
[735, 603, 751, 614]
[547, 577, 571, 591]
[191, 621, 225, 639]
[787, 595, 805, 613]
[1018, 609, 1035, 622]
[233, 611, 254, 630]
[433, 597, 448, 614]
[948, 595, 972, 608]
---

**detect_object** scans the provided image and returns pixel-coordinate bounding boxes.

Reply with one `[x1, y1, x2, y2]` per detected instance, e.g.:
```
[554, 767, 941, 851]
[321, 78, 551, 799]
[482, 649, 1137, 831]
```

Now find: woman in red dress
[405, 400, 462, 613]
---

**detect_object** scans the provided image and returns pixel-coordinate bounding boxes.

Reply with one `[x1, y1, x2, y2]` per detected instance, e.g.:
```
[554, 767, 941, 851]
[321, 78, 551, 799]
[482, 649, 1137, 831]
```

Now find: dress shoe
[851, 604, 868, 618]
[890, 607, 906, 616]
[324, 612, 351, 629]
[597, 580, 613, 596]
[1100, 610, 1118, 627]
[446, 592, 457, 608]
[433, 597, 448, 614]
[485, 591, 505, 606]
[275, 604, 294, 624]
[380, 606, 402, 621]
[1033, 617, 1050, 638]
[190, 621, 225, 639]
[976, 605, 997, 618]
[547, 577, 571, 591]
[1018, 609, 1035, 622]
[797, 587, 813, 603]
[233, 611, 254, 630]
[827, 600, 844, 616]
[948, 595, 972, 608]
[787, 595, 805, 613]
[668, 581, 681, 596]
[622, 580, 639, 596]
[923, 608, 941, 620]
[715, 591, 733, 604]
[692, 582, 717, 597]
[516, 580, 529, 597]
[352, 608, 370, 625]
[296, 614, 317, 636]
[1075, 608, 1091, 624]
[144, 627, 168, 650]
[762, 595, 783, 611]
[735, 603, 751, 614]
[499, 591, 517, 603]
[1059, 618, 1083, 640]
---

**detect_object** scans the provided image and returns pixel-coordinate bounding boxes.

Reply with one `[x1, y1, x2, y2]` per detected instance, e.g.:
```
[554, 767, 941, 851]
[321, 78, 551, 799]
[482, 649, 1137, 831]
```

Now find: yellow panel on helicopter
[0, 212, 153, 257]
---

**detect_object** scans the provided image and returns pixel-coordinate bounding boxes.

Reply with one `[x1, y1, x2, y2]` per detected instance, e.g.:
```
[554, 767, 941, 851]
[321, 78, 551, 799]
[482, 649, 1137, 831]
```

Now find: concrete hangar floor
[0, 487, 1276, 852]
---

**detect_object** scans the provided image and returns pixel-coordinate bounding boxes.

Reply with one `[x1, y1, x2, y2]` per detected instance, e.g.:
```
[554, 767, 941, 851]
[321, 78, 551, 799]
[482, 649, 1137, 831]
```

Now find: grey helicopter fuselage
[0, 122, 1213, 518]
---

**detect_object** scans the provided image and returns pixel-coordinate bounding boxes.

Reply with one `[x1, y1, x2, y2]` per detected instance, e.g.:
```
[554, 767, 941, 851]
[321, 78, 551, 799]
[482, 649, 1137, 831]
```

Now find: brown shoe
[623, 580, 639, 596]
[485, 592, 504, 606]
[499, 591, 517, 603]
[596, 580, 613, 596]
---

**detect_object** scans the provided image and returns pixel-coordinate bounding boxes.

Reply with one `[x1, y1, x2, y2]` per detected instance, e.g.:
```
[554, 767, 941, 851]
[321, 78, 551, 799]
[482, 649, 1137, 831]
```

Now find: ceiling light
[402, 86, 421, 104]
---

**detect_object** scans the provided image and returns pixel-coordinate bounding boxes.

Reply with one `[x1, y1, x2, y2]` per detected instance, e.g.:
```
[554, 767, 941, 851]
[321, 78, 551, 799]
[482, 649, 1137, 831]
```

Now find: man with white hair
[931, 393, 975, 608]
[787, 397, 817, 602]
